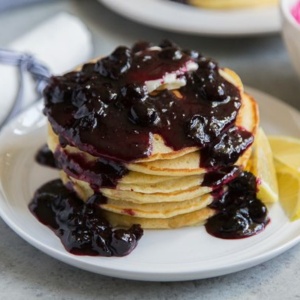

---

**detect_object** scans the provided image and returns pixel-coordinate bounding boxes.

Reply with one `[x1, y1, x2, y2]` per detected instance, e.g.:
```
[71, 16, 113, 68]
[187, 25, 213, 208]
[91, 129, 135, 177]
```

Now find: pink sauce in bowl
[291, 0, 300, 23]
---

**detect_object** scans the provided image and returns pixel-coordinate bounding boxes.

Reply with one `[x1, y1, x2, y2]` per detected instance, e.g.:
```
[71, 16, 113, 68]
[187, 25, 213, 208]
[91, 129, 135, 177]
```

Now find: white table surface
[1, 1, 300, 299]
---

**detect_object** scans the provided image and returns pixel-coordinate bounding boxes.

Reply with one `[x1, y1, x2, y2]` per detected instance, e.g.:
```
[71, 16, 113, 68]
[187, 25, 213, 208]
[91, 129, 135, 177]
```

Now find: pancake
[101, 207, 216, 229]
[99, 194, 213, 219]
[61, 170, 212, 203]
[117, 175, 202, 193]
[119, 171, 175, 185]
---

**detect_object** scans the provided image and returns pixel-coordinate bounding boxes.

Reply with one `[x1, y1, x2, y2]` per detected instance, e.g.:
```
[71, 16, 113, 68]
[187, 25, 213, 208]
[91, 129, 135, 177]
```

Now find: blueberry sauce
[54, 147, 128, 189]
[202, 166, 241, 189]
[29, 179, 143, 256]
[200, 126, 254, 169]
[43, 40, 245, 165]
[205, 172, 269, 239]
[35, 144, 57, 168]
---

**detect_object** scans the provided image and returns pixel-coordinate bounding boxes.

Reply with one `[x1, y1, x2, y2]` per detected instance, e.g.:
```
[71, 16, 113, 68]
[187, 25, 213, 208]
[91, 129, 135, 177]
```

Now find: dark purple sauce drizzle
[54, 147, 128, 190]
[202, 166, 241, 189]
[35, 144, 57, 168]
[205, 172, 269, 239]
[29, 179, 143, 256]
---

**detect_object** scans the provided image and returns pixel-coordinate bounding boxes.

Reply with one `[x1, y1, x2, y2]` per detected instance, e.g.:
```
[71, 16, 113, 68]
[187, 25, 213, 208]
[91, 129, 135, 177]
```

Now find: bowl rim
[280, 0, 300, 30]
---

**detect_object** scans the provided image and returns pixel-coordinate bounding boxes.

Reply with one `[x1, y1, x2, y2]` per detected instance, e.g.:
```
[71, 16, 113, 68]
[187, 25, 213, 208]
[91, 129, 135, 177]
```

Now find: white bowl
[280, 0, 300, 78]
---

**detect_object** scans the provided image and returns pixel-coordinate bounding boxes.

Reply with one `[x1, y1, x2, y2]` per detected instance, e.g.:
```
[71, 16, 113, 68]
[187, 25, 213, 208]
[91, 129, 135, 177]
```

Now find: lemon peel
[246, 128, 279, 204]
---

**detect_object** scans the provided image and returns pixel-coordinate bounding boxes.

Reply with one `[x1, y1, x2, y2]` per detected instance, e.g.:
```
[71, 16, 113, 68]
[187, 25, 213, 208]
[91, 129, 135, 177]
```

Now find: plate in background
[98, 0, 281, 36]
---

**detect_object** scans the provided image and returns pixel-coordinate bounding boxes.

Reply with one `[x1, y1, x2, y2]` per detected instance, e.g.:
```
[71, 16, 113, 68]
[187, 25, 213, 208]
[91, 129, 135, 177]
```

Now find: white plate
[97, 0, 281, 36]
[0, 87, 300, 282]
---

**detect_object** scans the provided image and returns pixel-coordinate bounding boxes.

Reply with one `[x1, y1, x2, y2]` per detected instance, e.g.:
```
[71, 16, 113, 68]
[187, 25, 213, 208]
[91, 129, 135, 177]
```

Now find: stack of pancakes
[46, 60, 259, 229]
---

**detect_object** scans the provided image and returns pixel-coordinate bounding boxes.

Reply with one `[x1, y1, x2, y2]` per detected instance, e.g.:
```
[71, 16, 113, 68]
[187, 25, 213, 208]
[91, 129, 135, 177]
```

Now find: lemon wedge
[273, 159, 300, 221]
[277, 171, 300, 221]
[269, 135, 300, 172]
[246, 128, 279, 204]
[268, 135, 300, 220]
